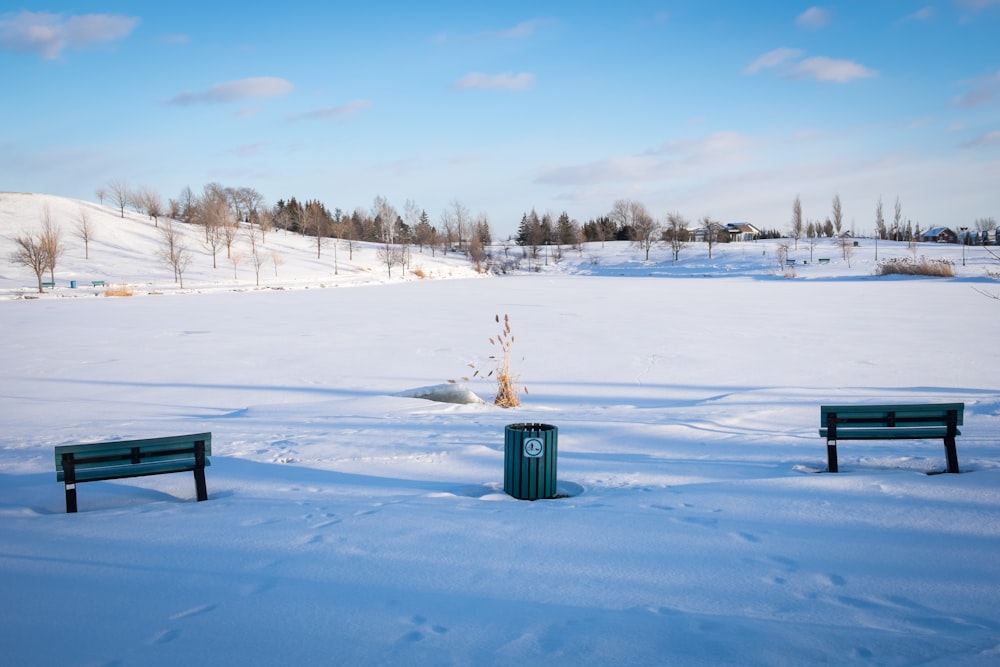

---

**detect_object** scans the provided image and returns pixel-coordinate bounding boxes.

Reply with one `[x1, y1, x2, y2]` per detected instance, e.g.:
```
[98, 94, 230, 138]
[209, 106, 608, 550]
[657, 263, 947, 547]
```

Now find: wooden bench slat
[58, 458, 211, 482]
[819, 426, 959, 440]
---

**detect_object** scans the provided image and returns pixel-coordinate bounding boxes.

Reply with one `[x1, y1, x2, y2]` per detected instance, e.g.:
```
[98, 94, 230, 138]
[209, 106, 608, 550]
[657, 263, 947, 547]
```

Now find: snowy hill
[2, 192, 1000, 666]
[0, 192, 481, 297]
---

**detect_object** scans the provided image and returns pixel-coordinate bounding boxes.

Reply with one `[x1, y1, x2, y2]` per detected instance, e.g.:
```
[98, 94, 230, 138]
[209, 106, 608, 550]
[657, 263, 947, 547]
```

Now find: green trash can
[504, 423, 558, 500]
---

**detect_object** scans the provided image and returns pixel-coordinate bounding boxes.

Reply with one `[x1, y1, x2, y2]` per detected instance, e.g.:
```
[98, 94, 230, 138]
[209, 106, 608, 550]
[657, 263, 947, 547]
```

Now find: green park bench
[818, 258, 830, 264]
[91, 280, 106, 287]
[55, 433, 211, 513]
[41, 281, 55, 289]
[819, 403, 963, 474]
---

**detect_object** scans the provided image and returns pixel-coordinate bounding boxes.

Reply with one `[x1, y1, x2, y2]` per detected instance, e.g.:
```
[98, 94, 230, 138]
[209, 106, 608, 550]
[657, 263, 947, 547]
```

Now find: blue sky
[2, 2, 998, 236]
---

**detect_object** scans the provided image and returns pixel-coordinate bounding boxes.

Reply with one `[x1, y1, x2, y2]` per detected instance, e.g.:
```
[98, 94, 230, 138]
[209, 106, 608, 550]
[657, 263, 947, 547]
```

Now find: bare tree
[270, 249, 284, 277]
[245, 227, 264, 286]
[874, 196, 886, 239]
[838, 235, 855, 267]
[701, 216, 724, 259]
[663, 212, 690, 264]
[304, 201, 328, 259]
[229, 249, 243, 281]
[39, 206, 65, 283]
[106, 179, 131, 218]
[893, 196, 903, 240]
[159, 219, 193, 288]
[75, 208, 93, 259]
[10, 231, 49, 292]
[832, 194, 843, 236]
[609, 198, 635, 237]
[255, 206, 274, 242]
[450, 199, 471, 252]
[134, 186, 164, 226]
[376, 243, 405, 278]
[629, 203, 660, 260]
[468, 234, 487, 272]
[95, 187, 107, 206]
[791, 195, 803, 249]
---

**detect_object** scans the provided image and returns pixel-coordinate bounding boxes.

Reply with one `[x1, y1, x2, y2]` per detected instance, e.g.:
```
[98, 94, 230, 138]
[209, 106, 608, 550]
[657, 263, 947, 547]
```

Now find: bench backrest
[820, 403, 963, 439]
[55, 433, 212, 483]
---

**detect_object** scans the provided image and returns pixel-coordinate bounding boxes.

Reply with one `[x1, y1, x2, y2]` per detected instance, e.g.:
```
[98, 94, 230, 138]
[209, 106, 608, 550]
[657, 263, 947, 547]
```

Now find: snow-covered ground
[2, 193, 1000, 665]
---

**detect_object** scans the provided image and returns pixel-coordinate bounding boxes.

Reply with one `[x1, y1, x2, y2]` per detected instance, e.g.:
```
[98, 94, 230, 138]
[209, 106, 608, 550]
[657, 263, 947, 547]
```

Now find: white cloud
[288, 99, 372, 121]
[434, 18, 551, 43]
[494, 19, 549, 39]
[961, 130, 1000, 148]
[452, 72, 535, 91]
[791, 57, 877, 83]
[953, 0, 1000, 10]
[902, 6, 936, 21]
[536, 132, 751, 186]
[796, 7, 832, 28]
[0, 10, 138, 60]
[953, 69, 1000, 107]
[168, 77, 294, 105]
[745, 48, 804, 74]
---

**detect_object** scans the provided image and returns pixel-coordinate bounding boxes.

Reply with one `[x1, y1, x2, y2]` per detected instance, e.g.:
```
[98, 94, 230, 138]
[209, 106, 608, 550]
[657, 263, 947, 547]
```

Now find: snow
[2, 192, 1000, 665]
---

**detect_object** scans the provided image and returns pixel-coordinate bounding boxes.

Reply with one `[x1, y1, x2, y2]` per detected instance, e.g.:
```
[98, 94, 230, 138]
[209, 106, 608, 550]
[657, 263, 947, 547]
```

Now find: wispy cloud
[0, 10, 138, 60]
[953, 69, 1000, 107]
[161, 33, 190, 45]
[288, 99, 372, 121]
[745, 49, 875, 83]
[961, 130, 1000, 148]
[953, 0, 1000, 11]
[167, 77, 294, 105]
[536, 132, 751, 186]
[744, 48, 804, 74]
[791, 57, 877, 83]
[493, 19, 549, 39]
[452, 72, 535, 91]
[433, 18, 551, 43]
[796, 7, 832, 28]
[902, 6, 936, 22]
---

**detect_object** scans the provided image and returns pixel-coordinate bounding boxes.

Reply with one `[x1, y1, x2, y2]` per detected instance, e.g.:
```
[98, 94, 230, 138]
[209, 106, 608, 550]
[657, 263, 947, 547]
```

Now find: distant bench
[818, 258, 830, 264]
[42, 281, 55, 289]
[55, 433, 211, 513]
[819, 403, 963, 474]
[92, 280, 106, 287]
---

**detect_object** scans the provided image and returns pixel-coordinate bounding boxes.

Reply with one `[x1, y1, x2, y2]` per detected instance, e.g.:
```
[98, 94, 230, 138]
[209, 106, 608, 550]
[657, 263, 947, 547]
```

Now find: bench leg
[194, 440, 208, 501]
[826, 440, 839, 473]
[194, 468, 208, 501]
[62, 452, 78, 512]
[65, 483, 78, 513]
[943, 436, 960, 474]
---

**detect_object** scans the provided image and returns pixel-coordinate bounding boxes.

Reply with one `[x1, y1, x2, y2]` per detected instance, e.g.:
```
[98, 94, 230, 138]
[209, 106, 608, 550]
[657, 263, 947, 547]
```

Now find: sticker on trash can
[523, 437, 544, 458]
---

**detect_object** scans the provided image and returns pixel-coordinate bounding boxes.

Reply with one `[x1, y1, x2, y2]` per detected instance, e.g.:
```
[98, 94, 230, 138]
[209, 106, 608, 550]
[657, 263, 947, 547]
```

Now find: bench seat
[819, 403, 963, 473]
[55, 433, 211, 512]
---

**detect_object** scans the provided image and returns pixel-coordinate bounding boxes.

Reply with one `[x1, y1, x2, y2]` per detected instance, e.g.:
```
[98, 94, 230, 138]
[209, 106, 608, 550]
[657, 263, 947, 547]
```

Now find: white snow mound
[394, 383, 486, 404]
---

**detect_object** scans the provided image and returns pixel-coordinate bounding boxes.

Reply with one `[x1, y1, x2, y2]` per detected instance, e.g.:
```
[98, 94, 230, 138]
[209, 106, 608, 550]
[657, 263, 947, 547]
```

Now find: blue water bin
[504, 423, 558, 500]
[70, 280, 77, 288]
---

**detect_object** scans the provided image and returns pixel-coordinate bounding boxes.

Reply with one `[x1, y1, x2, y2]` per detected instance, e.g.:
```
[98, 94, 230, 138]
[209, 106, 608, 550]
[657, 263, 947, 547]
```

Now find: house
[919, 227, 957, 243]
[725, 222, 761, 242]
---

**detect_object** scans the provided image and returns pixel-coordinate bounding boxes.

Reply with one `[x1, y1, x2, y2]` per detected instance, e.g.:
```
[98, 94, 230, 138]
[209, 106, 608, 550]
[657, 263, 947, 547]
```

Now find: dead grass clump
[103, 283, 133, 297]
[876, 256, 955, 277]
[411, 267, 429, 279]
[454, 313, 527, 408]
